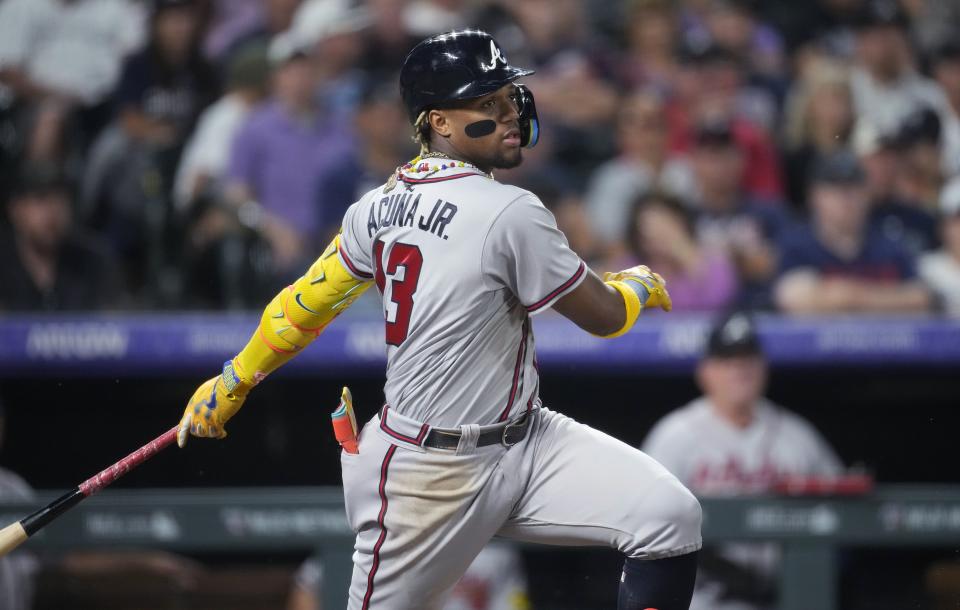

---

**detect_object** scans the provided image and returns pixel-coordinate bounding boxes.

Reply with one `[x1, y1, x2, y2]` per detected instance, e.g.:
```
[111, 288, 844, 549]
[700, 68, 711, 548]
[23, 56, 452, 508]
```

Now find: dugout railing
[3, 485, 960, 610]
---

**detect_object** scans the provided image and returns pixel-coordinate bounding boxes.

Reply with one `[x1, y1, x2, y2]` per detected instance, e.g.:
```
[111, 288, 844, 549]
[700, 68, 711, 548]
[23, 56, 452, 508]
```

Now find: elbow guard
[232, 235, 372, 383]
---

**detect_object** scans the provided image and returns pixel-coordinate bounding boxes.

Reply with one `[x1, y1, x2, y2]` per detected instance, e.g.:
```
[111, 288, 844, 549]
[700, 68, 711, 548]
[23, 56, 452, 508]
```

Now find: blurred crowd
[2, 0, 960, 315]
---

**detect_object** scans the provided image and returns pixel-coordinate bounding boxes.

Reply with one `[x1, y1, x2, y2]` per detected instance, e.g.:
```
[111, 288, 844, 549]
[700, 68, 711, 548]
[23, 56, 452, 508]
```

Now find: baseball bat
[0, 425, 179, 557]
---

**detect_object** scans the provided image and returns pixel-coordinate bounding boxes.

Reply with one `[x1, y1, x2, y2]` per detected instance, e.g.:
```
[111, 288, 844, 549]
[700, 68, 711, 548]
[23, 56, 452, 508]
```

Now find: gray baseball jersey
[338, 161, 585, 427]
[643, 398, 843, 493]
[336, 159, 702, 610]
[643, 397, 842, 610]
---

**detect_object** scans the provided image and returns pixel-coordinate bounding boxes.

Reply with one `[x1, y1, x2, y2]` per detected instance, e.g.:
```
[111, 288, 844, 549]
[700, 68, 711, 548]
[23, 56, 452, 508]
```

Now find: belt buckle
[500, 415, 527, 447]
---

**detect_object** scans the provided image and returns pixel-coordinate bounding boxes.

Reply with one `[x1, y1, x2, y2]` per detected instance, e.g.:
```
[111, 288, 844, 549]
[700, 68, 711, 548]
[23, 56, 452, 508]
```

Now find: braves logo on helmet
[481, 40, 507, 71]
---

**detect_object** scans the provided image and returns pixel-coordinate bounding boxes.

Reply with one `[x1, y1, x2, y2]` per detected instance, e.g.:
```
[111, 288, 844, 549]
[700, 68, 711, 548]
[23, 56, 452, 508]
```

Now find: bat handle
[0, 522, 27, 556]
[78, 426, 179, 497]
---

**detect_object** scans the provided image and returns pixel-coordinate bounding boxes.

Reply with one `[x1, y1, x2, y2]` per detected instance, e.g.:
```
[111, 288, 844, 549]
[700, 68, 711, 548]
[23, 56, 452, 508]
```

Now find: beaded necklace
[405, 152, 490, 177]
[385, 152, 492, 192]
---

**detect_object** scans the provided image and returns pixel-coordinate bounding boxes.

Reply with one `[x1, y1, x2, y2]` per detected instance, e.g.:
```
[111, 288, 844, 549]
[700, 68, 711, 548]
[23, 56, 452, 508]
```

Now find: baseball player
[643, 313, 843, 610]
[176, 30, 702, 610]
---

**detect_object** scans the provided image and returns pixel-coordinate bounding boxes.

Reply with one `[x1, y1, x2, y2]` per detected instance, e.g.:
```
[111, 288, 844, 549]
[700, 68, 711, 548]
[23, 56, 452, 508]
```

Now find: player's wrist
[598, 280, 642, 338]
[619, 277, 652, 307]
[220, 358, 255, 398]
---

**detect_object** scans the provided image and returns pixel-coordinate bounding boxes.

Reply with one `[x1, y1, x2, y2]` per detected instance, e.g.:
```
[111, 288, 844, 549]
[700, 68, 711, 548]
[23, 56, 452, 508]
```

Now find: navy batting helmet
[400, 30, 540, 148]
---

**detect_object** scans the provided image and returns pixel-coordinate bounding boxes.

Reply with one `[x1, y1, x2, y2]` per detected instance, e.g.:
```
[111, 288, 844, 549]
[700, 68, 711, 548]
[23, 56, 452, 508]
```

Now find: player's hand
[177, 360, 253, 447]
[604, 265, 672, 312]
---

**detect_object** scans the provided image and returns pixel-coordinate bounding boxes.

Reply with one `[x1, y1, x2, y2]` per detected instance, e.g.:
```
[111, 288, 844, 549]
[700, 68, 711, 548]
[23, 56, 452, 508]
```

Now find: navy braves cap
[892, 106, 942, 148]
[705, 312, 763, 358]
[810, 150, 866, 186]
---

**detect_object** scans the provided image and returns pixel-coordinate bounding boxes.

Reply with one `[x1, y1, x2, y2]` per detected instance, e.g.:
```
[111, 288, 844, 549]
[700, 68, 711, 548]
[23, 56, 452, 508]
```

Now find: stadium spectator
[623, 192, 738, 312]
[643, 312, 844, 610]
[919, 177, 960, 316]
[402, 0, 472, 37]
[686, 0, 787, 87]
[287, 543, 530, 610]
[852, 118, 939, 256]
[891, 106, 947, 212]
[617, 0, 681, 93]
[358, 0, 421, 77]
[900, 0, 960, 56]
[216, 0, 302, 66]
[666, 44, 784, 199]
[174, 42, 271, 212]
[782, 59, 854, 209]
[203, 0, 267, 64]
[0, 0, 144, 106]
[849, 0, 945, 136]
[224, 32, 355, 277]
[584, 91, 695, 255]
[81, 0, 218, 301]
[0, 163, 120, 312]
[292, 0, 373, 117]
[491, 0, 621, 179]
[761, 0, 865, 58]
[689, 120, 789, 309]
[775, 150, 934, 314]
[0, 0, 146, 160]
[113, 0, 218, 153]
[929, 41, 960, 177]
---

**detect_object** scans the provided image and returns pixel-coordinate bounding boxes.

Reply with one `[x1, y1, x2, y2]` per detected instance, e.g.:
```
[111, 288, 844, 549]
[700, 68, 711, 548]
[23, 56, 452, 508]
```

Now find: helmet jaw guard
[516, 84, 539, 149]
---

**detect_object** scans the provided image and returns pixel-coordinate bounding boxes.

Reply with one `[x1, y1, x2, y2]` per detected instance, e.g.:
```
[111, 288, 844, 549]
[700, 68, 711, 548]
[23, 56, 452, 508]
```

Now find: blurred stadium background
[1, 0, 960, 608]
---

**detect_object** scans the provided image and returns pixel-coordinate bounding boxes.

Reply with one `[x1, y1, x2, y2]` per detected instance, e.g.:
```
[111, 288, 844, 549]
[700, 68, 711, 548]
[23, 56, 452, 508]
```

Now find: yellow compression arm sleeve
[230, 235, 372, 386]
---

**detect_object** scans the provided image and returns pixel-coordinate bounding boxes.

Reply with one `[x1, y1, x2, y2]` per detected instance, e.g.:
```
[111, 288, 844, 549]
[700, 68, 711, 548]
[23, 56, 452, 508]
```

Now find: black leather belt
[422, 412, 531, 450]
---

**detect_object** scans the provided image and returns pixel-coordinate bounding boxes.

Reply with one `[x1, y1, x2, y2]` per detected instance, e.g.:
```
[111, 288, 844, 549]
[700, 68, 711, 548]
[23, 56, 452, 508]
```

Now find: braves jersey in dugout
[338, 158, 586, 427]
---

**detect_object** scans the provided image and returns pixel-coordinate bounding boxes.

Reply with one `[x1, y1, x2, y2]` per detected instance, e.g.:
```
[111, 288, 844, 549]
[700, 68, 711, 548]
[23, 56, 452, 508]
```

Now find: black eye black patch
[464, 120, 497, 138]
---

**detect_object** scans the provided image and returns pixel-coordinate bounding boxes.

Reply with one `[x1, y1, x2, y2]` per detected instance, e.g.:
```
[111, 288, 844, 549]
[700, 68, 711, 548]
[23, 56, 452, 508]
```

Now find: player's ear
[428, 109, 453, 139]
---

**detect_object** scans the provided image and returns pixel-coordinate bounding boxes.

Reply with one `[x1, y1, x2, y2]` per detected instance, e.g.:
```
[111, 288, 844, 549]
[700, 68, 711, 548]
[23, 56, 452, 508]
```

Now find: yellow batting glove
[176, 359, 254, 448]
[604, 265, 672, 312]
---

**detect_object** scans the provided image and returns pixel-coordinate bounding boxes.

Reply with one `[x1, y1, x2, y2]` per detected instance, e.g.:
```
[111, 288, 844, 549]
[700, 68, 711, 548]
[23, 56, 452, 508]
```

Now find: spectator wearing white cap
[290, 0, 372, 117]
[919, 177, 960, 315]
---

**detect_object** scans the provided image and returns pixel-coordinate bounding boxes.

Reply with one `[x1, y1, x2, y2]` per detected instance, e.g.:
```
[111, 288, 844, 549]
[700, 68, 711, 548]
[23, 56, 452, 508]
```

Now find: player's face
[699, 354, 767, 411]
[438, 84, 524, 170]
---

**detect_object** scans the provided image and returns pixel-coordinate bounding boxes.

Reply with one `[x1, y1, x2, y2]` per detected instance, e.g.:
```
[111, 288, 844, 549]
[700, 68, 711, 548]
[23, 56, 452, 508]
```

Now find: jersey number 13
[373, 239, 423, 346]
